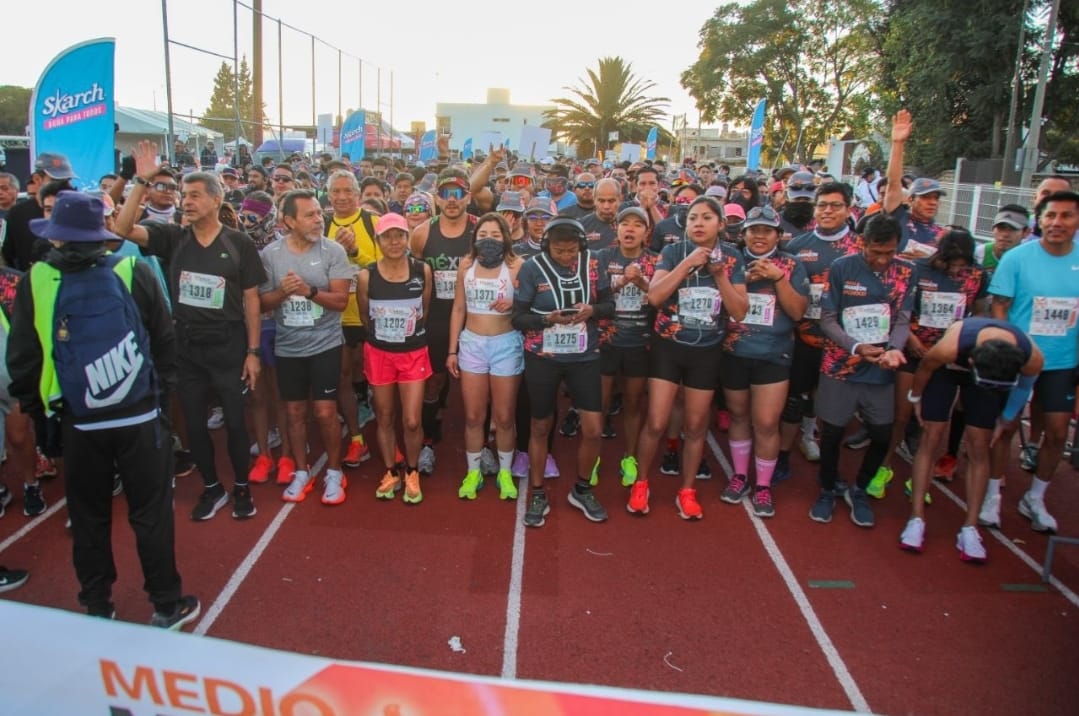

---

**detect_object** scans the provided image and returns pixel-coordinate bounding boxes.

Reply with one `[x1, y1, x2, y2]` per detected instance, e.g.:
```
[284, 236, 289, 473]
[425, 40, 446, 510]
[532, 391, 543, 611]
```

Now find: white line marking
[706, 432, 871, 713]
[193, 452, 327, 636]
[932, 482, 1079, 608]
[662, 651, 684, 672]
[500, 477, 528, 680]
[0, 498, 67, 555]
[585, 548, 613, 557]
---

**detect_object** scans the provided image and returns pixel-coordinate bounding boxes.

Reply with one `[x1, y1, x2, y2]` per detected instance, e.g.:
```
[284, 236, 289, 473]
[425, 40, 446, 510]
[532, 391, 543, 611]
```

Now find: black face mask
[725, 222, 744, 244]
[731, 195, 755, 212]
[475, 239, 504, 268]
[782, 201, 815, 229]
[674, 205, 689, 226]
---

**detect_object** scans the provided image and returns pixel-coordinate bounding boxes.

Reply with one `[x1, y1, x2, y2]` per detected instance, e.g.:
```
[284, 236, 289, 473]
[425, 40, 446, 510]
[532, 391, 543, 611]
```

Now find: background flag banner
[339, 110, 366, 161]
[646, 126, 658, 160]
[0, 602, 854, 715]
[747, 99, 767, 171]
[418, 130, 438, 162]
[462, 137, 473, 160]
[30, 38, 116, 190]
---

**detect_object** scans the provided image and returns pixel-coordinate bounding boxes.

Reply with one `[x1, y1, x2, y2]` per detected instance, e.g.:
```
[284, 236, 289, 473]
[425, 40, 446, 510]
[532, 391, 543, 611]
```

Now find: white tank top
[464, 262, 513, 315]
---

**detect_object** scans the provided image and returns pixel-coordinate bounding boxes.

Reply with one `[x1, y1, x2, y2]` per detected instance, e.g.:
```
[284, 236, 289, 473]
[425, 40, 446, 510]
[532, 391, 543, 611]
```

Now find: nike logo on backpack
[83, 331, 145, 409]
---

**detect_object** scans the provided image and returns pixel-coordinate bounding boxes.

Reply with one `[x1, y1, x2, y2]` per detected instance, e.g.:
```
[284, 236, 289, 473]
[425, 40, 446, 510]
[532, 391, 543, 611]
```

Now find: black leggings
[818, 421, 892, 491]
[515, 379, 554, 454]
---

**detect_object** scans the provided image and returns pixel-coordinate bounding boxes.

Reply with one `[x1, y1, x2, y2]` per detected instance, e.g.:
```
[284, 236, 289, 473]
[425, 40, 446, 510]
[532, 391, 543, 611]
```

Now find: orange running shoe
[932, 454, 957, 483]
[375, 470, 401, 499]
[343, 436, 370, 468]
[248, 454, 275, 484]
[276, 456, 297, 485]
[403, 469, 423, 504]
[676, 488, 703, 520]
[627, 479, 650, 514]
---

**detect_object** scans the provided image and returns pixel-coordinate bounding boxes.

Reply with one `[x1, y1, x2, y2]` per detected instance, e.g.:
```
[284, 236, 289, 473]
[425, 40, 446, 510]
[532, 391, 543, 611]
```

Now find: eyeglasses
[241, 212, 263, 224]
[272, 175, 294, 183]
[525, 213, 551, 221]
[510, 176, 532, 187]
[153, 182, 178, 192]
[815, 201, 847, 210]
[405, 203, 430, 215]
[788, 183, 814, 192]
[574, 182, 595, 190]
[971, 364, 1019, 391]
[438, 187, 466, 200]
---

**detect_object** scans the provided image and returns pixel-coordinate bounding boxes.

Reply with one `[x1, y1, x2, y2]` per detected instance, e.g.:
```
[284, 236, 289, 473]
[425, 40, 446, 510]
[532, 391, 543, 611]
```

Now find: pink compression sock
[730, 439, 752, 476]
[755, 456, 778, 487]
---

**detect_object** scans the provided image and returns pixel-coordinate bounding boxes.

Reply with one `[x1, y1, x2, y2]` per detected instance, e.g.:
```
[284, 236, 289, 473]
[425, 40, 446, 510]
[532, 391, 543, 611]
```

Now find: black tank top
[365, 258, 427, 352]
[422, 215, 476, 318]
[955, 317, 1032, 366]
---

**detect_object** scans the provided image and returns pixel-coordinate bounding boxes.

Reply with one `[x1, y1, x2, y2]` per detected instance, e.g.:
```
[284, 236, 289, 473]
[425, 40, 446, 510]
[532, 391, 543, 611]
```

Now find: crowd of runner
[0, 108, 1077, 619]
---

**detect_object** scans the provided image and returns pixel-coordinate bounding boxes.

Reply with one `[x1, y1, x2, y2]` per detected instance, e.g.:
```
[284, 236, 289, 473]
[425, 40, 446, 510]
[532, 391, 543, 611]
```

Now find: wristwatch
[133, 176, 151, 187]
[308, 286, 319, 300]
[247, 347, 261, 356]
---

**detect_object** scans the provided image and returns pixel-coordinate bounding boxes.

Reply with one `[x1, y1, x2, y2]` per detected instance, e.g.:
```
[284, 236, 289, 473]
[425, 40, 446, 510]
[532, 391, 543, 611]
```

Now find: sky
[10, 0, 722, 139]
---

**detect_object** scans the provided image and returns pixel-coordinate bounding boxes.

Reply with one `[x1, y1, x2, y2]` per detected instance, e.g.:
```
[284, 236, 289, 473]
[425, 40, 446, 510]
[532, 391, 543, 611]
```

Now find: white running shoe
[479, 447, 498, 476]
[956, 525, 987, 563]
[1018, 491, 1058, 533]
[418, 445, 436, 474]
[899, 517, 926, 552]
[321, 469, 347, 505]
[206, 407, 225, 430]
[978, 493, 1002, 528]
[249, 427, 283, 456]
[799, 434, 821, 462]
[282, 471, 314, 503]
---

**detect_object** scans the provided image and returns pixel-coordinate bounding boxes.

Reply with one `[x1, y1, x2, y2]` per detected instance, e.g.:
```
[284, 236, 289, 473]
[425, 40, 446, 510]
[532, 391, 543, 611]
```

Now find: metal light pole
[161, 0, 175, 162]
[1001, 0, 1029, 186]
[1019, 0, 1060, 188]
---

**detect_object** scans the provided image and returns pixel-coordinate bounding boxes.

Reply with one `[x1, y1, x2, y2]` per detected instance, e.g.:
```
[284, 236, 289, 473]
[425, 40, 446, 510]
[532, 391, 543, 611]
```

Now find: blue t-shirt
[989, 239, 1079, 370]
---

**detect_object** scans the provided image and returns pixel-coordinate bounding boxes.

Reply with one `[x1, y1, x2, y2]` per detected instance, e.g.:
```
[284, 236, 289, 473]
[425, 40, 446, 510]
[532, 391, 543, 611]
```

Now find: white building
[678, 124, 749, 163]
[435, 89, 562, 156]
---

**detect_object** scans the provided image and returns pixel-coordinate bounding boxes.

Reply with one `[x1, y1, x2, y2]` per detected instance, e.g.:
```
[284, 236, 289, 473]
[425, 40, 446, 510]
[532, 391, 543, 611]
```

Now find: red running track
[1, 393, 1077, 715]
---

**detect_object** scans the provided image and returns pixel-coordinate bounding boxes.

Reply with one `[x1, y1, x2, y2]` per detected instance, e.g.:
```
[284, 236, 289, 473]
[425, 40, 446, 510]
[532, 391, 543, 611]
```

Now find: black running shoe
[150, 595, 201, 631]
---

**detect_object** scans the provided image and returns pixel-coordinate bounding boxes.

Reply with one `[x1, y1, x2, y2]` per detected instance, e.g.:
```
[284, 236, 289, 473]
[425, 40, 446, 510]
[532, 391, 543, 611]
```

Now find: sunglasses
[272, 175, 294, 183]
[525, 213, 551, 221]
[438, 187, 466, 200]
[788, 183, 814, 192]
[674, 196, 695, 206]
[405, 204, 430, 215]
[574, 181, 595, 190]
[510, 176, 532, 187]
[971, 364, 1019, 391]
[153, 182, 178, 192]
[241, 212, 263, 224]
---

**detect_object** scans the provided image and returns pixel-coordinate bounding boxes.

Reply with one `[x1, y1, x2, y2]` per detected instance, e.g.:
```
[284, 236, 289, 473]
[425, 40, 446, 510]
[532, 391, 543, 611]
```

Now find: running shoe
[619, 455, 639, 487]
[932, 454, 958, 483]
[417, 444, 436, 475]
[715, 410, 731, 431]
[173, 450, 196, 478]
[799, 434, 821, 462]
[899, 517, 926, 552]
[1018, 491, 1057, 533]
[904, 478, 931, 505]
[249, 427, 282, 456]
[0, 567, 29, 593]
[248, 454, 275, 484]
[458, 469, 484, 500]
[751, 486, 775, 518]
[357, 401, 375, 429]
[496, 469, 518, 500]
[721, 473, 750, 504]
[772, 453, 791, 485]
[282, 471, 314, 503]
[376, 470, 401, 499]
[191, 484, 228, 520]
[568, 487, 607, 522]
[276, 456, 297, 485]
[112, 474, 123, 496]
[321, 470, 347, 505]
[511, 451, 529, 479]
[559, 409, 580, 437]
[523, 491, 550, 528]
[479, 447, 499, 476]
[866, 465, 893, 499]
[232, 485, 256, 519]
[956, 525, 987, 564]
[23, 483, 46, 517]
[696, 460, 712, 480]
[844, 427, 871, 450]
[845, 486, 875, 527]
[206, 407, 225, 430]
[601, 419, 617, 439]
[978, 493, 1002, 528]
[660, 450, 680, 476]
[1019, 444, 1039, 472]
[34, 448, 57, 479]
[589, 457, 601, 487]
[150, 595, 200, 631]
[676, 488, 703, 520]
[895, 439, 915, 465]
[627, 479, 650, 514]
[0, 484, 13, 517]
[607, 393, 623, 416]
[544, 454, 560, 479]
[403, 470, 423, 504]
[343, 436, 370, 468]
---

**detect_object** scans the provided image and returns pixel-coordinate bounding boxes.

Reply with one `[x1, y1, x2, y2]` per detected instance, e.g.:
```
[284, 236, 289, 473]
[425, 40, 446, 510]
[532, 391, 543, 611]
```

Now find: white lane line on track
[0, 498, 67, 555]
[193, 452, 328, 636]
[500, 477, 529, 680]
[932, 481, 1079, 609]
[706, 432, 871, 714]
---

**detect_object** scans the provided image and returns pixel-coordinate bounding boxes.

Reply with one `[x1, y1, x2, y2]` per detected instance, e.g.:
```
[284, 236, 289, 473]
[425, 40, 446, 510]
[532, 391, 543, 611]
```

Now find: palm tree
[543, 57, 671, 159]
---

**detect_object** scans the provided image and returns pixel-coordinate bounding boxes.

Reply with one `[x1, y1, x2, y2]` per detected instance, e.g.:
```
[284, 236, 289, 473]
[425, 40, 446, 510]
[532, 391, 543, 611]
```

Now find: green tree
[542, 57, 671, 159]
[0, 86, 33, 136]
[201, 56, 263, 141]
[681, 0, 881, 167]
[1037, 1, 1079, 170]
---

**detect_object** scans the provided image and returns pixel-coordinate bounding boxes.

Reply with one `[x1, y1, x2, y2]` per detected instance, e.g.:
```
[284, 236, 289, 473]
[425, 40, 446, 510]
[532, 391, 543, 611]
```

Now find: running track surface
[2, 394, 1077, 715]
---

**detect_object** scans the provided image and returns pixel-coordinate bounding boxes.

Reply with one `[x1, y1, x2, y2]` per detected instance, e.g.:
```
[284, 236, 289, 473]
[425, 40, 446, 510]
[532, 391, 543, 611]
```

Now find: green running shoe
[904, 478, 931, 505]
[458, 469, 484, 500]
[496, 469, 518, 500]
[866, 465, 893, 499]
[589, 456, 601, 487]
[619, 455, 639, 487]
